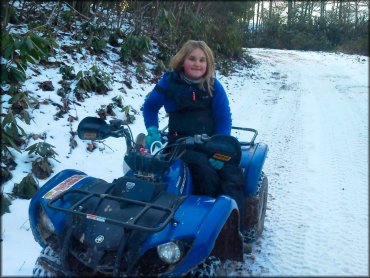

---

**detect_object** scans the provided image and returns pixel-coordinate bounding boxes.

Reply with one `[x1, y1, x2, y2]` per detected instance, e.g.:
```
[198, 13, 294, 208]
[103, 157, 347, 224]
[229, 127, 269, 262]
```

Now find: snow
[1, 48, 368, 276]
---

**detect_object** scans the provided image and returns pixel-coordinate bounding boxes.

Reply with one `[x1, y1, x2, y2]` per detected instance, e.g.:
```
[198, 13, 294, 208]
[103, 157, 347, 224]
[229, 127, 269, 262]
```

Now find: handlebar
[78, 117, 258, 177]
[175, 134, 211, 146]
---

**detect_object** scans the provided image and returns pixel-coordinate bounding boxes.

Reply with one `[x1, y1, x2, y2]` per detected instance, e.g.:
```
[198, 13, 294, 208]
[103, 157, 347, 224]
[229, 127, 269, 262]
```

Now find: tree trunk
[268, 0, 273, 23]
[65, 0, 91, 17]
[1, 0, 9, 28]
[252, 3, 255, 31]
[338, 0, 343, 23]
[320, 0, 326, 18]
[260, 0, 264, 30]
[287, 0, 293, 28]
[354, 0, 358, 27]
[256, 1, 260, 31]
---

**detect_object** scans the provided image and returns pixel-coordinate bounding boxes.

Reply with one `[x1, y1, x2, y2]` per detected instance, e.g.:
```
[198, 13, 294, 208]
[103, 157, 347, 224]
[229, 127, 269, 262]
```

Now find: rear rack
[231, 126, 258, 146]
[47, 189, 180, 232]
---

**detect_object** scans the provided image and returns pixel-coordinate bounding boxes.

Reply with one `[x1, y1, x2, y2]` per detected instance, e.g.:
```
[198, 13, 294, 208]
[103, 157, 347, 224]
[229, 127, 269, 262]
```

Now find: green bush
[109, 28, 125, 47]
[59, 65, 76, 80]
[26, 142, 59, 179]
[76, 65, 112, 94]
[12, 174, 39, 199]
[1, 30, 56, 85]
[89, 36, 107, 53]
[120, 34, 151, 62]
[25, 142, 59, 162]
[1, 111, 27, 152]
[336, 37, 369, 56]
[135, 63, 148, 79]
[289, 31, 331, 51]
[1, 193, 12, 215]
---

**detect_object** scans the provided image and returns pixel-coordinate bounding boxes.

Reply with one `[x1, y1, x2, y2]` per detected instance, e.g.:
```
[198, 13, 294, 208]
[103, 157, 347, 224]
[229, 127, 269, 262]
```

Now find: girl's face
[183, 48, 207, 79]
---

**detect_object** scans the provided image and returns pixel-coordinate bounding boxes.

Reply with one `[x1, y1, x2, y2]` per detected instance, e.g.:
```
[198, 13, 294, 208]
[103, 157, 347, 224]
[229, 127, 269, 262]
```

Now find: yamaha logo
[126, 182, 135, 190]
[95, 235, 104, 244]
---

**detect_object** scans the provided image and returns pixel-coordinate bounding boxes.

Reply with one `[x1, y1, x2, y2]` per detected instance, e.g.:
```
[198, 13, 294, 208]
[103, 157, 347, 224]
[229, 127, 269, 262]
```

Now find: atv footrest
[47, 189, 181, 232]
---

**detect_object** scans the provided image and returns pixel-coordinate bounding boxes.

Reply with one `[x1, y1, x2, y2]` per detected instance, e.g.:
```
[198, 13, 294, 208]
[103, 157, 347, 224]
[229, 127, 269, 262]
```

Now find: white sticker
[43, 174, 87, 199]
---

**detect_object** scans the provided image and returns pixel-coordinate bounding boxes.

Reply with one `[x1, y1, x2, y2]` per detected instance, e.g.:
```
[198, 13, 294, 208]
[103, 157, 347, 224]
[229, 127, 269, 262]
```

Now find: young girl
[142, 40, 245, 232]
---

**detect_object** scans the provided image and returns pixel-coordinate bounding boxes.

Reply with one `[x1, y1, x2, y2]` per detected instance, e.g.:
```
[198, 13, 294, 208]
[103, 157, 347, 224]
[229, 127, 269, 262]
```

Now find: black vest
[155, 72, 215, 142]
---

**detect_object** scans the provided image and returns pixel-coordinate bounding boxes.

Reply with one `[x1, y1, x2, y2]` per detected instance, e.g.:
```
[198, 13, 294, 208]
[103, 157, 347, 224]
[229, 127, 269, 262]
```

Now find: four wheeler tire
[189, 256, 225, 277]
[32, 246, 61, 277]
[243, 172, 268, 243]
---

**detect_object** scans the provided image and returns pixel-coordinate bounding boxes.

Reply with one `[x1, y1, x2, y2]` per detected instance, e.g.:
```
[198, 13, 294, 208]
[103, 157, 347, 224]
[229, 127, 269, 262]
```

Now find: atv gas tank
[162, 159, 193, 196]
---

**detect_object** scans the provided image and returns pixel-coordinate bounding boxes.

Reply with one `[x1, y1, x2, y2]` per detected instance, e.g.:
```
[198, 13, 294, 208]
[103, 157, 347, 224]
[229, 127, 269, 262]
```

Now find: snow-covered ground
[1, 48, 368, 276]
[223, 49, 369, 276]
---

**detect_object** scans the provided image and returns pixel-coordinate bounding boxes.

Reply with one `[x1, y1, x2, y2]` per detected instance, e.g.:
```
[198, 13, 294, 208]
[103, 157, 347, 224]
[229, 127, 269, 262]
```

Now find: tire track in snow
[224, 49, 368, 276]
[295, 54, 368, 275]
[300, 67, 368, 274]
[226, 49, 311, 275]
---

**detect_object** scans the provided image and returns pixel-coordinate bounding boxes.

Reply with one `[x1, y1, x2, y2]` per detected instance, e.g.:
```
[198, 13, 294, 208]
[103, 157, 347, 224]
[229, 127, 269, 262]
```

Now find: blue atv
[29, 117, 268, 277]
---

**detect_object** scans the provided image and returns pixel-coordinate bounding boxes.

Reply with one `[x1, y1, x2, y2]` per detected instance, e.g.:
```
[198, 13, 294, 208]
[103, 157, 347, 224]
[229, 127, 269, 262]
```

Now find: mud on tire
[243, 172, 268, 243]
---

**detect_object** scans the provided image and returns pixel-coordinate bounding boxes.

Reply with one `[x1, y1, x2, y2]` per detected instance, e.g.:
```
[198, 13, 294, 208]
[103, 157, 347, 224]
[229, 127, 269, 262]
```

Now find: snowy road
[222, 49, 369, 276]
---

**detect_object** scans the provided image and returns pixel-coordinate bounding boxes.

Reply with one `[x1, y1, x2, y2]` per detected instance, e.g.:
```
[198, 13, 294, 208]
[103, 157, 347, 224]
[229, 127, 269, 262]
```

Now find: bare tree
[256, 1, 260, 30]
[320, 0, 326, 19]
[1, 0, 9, 28]
[287, 0, 293, 27]
[269, 0, 273, 23]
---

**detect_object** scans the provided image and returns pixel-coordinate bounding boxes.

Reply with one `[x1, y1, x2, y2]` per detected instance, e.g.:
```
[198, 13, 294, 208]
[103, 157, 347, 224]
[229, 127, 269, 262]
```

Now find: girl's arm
[143, 75, 168, 128]
[211, 79, 232, 135]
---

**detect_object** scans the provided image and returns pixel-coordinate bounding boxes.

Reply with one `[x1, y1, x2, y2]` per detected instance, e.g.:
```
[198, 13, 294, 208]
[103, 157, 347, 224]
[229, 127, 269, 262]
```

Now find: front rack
[48, 189, 181, 232]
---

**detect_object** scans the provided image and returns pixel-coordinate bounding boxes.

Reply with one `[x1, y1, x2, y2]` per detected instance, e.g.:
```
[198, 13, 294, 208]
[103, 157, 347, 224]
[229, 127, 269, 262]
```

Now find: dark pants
[181, 150, 246, 232]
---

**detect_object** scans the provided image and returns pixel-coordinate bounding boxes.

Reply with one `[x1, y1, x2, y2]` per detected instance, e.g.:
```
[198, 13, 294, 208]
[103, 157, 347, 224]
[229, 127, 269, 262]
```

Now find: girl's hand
[209, 158, 224, 170]
[145, 126, 161, 149]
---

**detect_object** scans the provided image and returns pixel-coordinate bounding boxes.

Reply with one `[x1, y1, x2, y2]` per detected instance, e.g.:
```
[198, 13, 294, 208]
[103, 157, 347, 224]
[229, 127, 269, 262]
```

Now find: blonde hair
[170, 40, 215, 95]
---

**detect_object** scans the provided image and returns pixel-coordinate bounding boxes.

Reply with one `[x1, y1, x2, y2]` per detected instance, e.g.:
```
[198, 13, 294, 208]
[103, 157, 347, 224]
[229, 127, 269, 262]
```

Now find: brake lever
[109, 119, 124, 130]
[194, 134, 210, 144]
[183, 134, 210, 146]
[110, 129, 124, 138]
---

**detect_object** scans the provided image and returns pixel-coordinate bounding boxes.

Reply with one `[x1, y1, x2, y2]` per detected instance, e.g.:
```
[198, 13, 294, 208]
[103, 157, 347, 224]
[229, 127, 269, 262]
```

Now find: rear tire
[32, 246, 61, 277]
[243, 172, 268, 243]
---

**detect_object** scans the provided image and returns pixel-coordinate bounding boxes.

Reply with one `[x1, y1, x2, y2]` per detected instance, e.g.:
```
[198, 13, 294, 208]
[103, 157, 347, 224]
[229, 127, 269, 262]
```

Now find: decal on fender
[43, 174, 87, 199]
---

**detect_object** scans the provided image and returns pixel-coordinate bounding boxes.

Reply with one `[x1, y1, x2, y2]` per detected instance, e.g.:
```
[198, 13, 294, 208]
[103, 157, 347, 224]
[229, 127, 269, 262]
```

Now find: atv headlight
[40, 207, 55, 233]
[157, 241, 182, 264]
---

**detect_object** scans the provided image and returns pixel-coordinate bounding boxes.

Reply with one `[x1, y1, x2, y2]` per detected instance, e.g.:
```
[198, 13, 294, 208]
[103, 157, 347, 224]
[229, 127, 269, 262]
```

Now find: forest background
[0, 0, 369, 209]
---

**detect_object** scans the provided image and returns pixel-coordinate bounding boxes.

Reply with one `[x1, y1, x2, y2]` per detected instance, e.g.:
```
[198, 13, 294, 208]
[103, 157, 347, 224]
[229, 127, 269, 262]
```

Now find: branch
[28, 1, 60, 33]
[62, 0, 91, 21]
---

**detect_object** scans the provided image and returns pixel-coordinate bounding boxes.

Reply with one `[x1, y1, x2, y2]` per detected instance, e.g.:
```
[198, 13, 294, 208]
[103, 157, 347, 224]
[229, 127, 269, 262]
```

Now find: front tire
[189, 256, 225, 277]
[243, 172, 268, 243]
[32, 246, 61, 277]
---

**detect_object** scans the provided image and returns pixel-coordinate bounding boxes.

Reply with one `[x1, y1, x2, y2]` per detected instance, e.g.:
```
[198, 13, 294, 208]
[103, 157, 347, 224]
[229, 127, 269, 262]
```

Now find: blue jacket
[143, 72, 232, 135]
